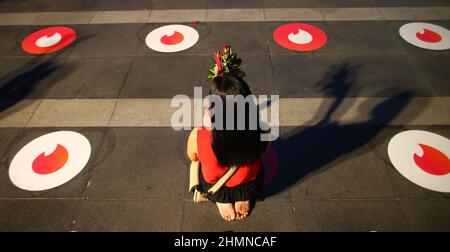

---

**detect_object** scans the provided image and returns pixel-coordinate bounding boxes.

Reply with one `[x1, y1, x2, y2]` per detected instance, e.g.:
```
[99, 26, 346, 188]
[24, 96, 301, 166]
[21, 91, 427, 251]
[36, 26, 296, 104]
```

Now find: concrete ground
[0, 0, 449, 232]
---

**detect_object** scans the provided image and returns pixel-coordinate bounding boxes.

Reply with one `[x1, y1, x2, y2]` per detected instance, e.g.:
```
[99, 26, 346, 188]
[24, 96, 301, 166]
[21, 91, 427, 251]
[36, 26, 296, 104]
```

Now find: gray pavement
[0, 0, 449, 232]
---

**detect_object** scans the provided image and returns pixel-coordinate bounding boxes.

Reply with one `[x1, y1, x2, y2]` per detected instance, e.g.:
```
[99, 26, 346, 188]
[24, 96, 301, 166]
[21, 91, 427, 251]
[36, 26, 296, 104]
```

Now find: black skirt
[199, 165, 264, 203]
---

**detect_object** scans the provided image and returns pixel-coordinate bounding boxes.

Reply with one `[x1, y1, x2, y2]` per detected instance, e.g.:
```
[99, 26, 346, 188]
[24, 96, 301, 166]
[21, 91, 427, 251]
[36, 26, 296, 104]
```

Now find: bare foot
[216, 202, 236, 221]
[234, 201, 250, 220]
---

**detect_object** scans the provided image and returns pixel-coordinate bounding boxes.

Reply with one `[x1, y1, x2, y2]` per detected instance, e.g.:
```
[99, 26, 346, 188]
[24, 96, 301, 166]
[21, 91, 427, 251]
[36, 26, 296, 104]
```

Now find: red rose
[222, 44, 230, 54]
[214, 51, 223, 75]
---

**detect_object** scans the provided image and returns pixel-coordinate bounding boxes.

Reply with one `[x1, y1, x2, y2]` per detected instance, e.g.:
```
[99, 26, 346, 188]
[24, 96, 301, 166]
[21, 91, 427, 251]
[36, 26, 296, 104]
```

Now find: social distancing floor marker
[9, 131, 91, 191]
[145, 24, 199, 53]
[399, 22, 450, 50]
[21, 26, 77, 55]
[273, 23, 328, 52]
[388, 130, 450, 193]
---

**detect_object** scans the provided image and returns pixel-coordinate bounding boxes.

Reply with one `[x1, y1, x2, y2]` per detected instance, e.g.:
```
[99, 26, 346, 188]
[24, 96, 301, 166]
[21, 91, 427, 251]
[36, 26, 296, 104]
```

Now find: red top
[197, 127, 261, 187]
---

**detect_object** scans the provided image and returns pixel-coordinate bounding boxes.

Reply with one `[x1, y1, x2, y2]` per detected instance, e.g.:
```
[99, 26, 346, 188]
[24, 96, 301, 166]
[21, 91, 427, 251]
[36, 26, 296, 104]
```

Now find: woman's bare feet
[216, 202, 236, 221]
[234, 201, 250, 220]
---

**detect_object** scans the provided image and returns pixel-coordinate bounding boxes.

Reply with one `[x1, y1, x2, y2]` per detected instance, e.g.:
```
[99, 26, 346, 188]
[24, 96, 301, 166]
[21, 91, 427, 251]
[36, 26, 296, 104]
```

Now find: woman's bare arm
[187, 128, 199, 161]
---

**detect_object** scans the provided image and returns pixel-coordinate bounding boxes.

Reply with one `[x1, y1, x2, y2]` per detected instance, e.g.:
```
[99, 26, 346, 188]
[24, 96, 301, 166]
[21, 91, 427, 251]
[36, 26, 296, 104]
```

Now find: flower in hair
[208, 45, 246, 80]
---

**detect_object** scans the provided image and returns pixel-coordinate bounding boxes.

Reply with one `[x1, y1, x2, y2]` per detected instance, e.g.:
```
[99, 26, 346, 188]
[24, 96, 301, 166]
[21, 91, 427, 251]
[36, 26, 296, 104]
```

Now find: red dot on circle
[414, 144, 450, 176]
[32, 144, 69, 175]
[273, 23, 328, 52]
[21, 26, 77, 55]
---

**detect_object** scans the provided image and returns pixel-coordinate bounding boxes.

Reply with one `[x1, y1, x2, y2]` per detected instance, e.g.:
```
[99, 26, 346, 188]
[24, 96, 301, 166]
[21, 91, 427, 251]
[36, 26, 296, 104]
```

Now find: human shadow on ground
[0, 59, 58, 112]
[261, 63, 414, 198]
[0, 29, 95, 115]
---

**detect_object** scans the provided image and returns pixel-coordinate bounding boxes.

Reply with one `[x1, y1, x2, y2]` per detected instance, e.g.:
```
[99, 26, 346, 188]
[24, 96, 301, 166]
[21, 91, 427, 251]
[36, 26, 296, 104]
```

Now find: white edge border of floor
[0, 7, 450, 26]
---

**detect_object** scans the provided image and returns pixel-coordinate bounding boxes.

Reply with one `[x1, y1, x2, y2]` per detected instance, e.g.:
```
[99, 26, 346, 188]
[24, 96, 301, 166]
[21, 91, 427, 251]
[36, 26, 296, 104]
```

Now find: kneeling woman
[186, 47, 269, 221]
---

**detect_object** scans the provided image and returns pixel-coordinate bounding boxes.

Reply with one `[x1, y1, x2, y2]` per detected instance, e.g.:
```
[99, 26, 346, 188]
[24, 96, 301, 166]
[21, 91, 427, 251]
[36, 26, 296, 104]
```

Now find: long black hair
[208, 75, 269, 167]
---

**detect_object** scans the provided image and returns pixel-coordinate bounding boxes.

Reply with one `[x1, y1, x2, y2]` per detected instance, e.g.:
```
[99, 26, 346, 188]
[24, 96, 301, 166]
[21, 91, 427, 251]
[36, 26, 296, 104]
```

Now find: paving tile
[400, 200, 450, 231]
[332, 97, 402, 125]
[327, 21, 406, 54]
[264, 8, 324, 21]
[70, 24, 142, 56]
[73, 199, 183, 231]
[388, 97, 450, 125]
[241, 54, 277, 95]
[8, 0, 149, 12]
[373, 126, 450, 199]
[34, 12, 95, 25]
[268, 126, 398, 199]
[206, 9, 264, 22]
[147, 9, 206, 22]
[0, 99, 40, 128]
[272, 53, 433, 98]
[378, 7, 450, 20]
[263, 0, 318, 8]
[366, 97, 447, 125]
[153, 0, 207, 10]
[0, 128, 21, 160]
[182, 200, 297, 231]
[374, 0, 450, 7]
[85, 128, 189, 199]
[109, 99, 176, 127]
[272, 54, 336, 97]
[0, 57, 71, 99]
[288, 143, 398, 199]
[45, 0, 97, 12]
[0, 13, 40, 26]
[408, 52, 450, 97]
[316, 0, 376, 8]
[278, 96, 450, 126]
[265, 0, 376, 9]
[266, 21, 337, 55]
[321, 8, 383, 21]
[91, 10, 150, 24]
[119, 56, 203, 98]
[0, 0, 49, 13]
[278, 98, 330, 126]
[0, 127, 111, 198]
[338, 54, 433, 97]
[0, 199, 78, 231]
[27, 99, 115, 127]
[91, 0, 153, 11]
[439, 97, 450, 114]
[44, 57, 132, 99]
[0, 25, 33, 57]
[208, 0, 262, 9]
[196, 22, 268, 55]
[292, 199, 410, 231]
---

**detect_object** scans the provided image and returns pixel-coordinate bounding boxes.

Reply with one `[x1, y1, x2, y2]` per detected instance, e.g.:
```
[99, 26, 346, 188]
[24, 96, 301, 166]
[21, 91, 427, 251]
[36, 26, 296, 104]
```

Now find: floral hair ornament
[208, 45, 246, 80]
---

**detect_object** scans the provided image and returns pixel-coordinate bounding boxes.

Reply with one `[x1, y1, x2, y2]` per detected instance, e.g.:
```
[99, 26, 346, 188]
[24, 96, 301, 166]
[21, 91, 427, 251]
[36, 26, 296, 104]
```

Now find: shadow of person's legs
[261, 64, 414, 198]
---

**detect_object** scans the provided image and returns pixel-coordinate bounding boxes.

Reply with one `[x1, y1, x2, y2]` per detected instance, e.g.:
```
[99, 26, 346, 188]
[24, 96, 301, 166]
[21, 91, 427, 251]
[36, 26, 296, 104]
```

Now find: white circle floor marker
[145, 24, 199, 53]
[9, 131, 91, 191]
[399, 22, 450, 50]
[388, 130, 450, 192]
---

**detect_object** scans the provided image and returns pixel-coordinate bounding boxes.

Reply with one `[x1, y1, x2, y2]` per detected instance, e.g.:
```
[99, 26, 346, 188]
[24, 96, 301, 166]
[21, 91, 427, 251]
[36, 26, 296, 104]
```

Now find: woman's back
[197, 127, 261, 187]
